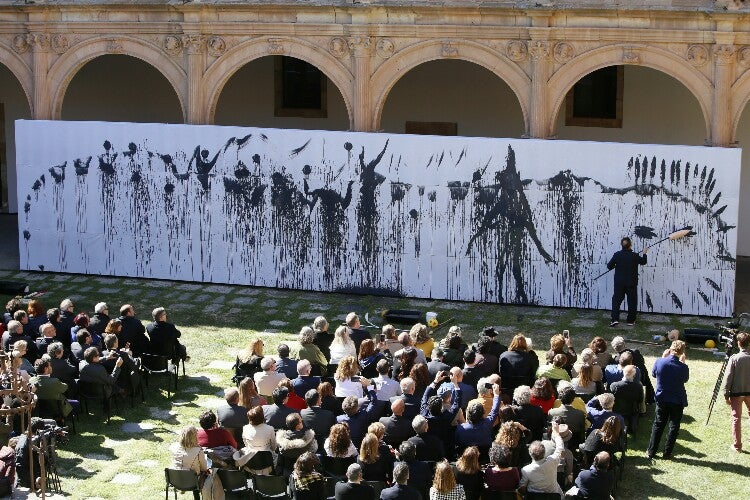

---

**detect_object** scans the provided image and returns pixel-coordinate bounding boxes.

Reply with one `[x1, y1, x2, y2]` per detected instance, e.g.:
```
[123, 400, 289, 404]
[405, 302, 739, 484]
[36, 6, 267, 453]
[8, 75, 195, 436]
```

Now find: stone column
[29, 33, 51, 120]
[528, 40, 552, 139]
[349, 36, 373, 132]
[183, 35, 206, 125]
[711, 44, 736, 147]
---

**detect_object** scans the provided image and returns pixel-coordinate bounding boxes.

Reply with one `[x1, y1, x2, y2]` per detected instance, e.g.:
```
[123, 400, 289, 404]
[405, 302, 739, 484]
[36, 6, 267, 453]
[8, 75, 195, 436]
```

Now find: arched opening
[0, 63, 32, 213]
[214, 56, 350, 131]
[379, 59, 525, 138]
[60, 54, 183, 124]
[554, 65, 705, 146]
[732, 106, 750, 256]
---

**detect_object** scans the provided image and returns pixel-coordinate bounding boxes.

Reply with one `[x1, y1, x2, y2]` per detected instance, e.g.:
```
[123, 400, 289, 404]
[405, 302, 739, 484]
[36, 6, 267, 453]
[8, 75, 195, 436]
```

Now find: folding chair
[141, 353, 178, 398]
[77, 379, 117, 424]
[216, 468, 253, 499]
[320, 455, 355, 480]
[252, 474, 289, 500]
[164, 468, 201, 500]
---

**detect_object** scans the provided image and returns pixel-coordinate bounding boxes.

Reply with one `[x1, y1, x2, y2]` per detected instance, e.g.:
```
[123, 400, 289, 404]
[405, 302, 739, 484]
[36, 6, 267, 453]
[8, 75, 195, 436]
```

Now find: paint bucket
[426, 311, 438, 323]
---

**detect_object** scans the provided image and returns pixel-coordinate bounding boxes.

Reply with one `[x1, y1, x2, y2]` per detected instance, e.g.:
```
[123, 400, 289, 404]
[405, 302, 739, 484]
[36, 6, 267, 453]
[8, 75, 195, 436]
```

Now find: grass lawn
[1, 269, 748, 499]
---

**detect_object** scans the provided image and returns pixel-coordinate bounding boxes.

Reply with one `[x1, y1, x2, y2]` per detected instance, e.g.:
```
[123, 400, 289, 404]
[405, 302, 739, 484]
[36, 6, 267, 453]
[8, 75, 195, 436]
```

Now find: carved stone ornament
[267, 38, 285, 55]
[553, 42, 574, 63]
[528, 41, 550, 60]
[347, 36, 371, 56]
[506, 40, 528, 62]
[686, 44, 709, 67]
[441, 41, 458, 58]
[26, 33, 50, 52]
[164, 35, 183, 56]
[738, 46, 750, 66]
[207, 36, 226, 57]
[329, 37, 349, 58]
[108, 38, 124, 54]
[12, 34, 29, 54]
[51, 34, 69, 54]
[714, 44, 735, 65]
[182, 35, 206, 55]
[376, 38, 395, 59]
[622, 47, 640, 64]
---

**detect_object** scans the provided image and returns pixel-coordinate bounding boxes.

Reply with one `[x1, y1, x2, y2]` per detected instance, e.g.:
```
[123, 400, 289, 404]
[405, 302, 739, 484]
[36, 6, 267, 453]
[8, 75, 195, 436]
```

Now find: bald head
[450, 366, 463, 382]
[391, 398, 405, 416]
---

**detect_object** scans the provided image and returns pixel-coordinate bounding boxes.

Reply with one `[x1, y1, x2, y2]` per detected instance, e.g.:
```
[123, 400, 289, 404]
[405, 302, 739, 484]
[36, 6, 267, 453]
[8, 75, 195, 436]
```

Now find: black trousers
[611, 284, 638, 323]
[647, 402, 684, 456]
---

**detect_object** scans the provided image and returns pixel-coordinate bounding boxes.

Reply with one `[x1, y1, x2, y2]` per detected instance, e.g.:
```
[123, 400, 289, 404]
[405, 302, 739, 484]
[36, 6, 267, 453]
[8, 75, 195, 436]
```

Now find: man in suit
[291, 360, 321, 398]
[334, 463, 374, 500]
[117, 304, 150, 357]
[100, 333, 142, 394]
[607, 237, 648, 327]
[462, 349, 483, 390]
[407, 415, 446, 461]
[395, 442, 430, 500]
[548, 386, 587, 445]
[301, 389, 336, 450]
[58, 299, 76, 348]
[572, 451, 615, 499]
[519, 422, 565, 496]
[603, 351, 641, 390]
[217, 388, 249, 429]
[29, 358, 76, 417]
[421, 369, 463, 457]
[88, 302, 111, 339]
[380, 399, 415, 447]
[79, 346, 123, 398]
[610, 365, 644, 433]
[514, 385, 546, 441]
[390, 377, 421, 419]
[70, 329, 91, 364]
[427, 348, 451, 378]
[146, 307, 188, 364]
[647, 340, 689, 459]
[345, 312, 371, 354]
[2, 320, 39, 362]
[611, 336, 654, 405]
[275, 344, 298, 380]
[254, 357, 289, 399]
[380, 462, 422, 500]
[34, 323, 58, 357]
[47, 341, 78, 393]
[262, 386, 295, 430]
[337, 381, 380, 446]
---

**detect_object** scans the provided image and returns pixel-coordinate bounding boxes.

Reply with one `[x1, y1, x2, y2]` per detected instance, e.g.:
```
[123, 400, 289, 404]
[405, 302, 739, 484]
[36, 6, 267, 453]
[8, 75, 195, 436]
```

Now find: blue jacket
[575, 466, 614, 500]
[652, 355, 689, 407]
[454, 395, 502, 449]
[337, 389, 379, 446]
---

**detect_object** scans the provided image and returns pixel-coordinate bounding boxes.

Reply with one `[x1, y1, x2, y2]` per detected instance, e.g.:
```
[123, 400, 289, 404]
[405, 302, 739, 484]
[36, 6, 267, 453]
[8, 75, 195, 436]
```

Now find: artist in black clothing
[607, 237, 648, 327]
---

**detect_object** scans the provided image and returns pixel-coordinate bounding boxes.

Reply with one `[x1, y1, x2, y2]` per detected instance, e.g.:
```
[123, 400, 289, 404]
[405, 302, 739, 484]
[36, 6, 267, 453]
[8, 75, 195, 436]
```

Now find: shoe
[663, 452, 672, 459]
[184, 356, 191, 362]
[646, 451, 656, 459]
[627, 322, 636, 326]
[610, 321, 619, 327]
[731, 446, 742, 453]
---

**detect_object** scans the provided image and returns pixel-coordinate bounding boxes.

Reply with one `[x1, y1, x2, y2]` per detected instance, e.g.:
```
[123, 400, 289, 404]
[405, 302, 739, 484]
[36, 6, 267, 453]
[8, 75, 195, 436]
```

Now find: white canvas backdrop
[16, 120, 741, 316]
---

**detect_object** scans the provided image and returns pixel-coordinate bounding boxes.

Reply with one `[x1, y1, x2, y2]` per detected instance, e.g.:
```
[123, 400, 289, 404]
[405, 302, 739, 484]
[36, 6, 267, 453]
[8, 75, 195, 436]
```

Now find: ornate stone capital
[528, 41, 550, 60]
[267, 38, 285, 55]
[441, 40, 458, 58]
[207, 36, 226, 57]
[347, 36, 372, 57]
[506, 40, 528, 62]
[376, 38, 395, 59]
[182, 35, 206, 55]
[51, 34, 70, 54]
[622, 46, 640, 64]
[686, 44, 709, 67]
[553, 42, 574, 63]
[26, 33, 50, 53]
[714, 44, 735, 65]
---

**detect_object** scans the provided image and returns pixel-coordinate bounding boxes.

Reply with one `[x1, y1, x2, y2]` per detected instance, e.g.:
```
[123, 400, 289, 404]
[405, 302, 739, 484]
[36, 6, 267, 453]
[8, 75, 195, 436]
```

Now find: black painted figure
[467, 146, 554, 304]
[607, 237, 648, 326]
[356, 141, 389, 284]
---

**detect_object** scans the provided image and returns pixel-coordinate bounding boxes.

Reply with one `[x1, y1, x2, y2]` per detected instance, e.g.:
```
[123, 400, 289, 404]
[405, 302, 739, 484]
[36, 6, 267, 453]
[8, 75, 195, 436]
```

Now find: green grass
[2, 269, 748, 499]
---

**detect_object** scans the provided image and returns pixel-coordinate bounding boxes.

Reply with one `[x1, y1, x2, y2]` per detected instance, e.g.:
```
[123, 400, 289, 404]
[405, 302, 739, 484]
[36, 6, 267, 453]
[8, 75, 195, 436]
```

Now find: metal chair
[246, 451, 275, 472]
[320, 455, 355, 479]
[216, 468, 253, 499]
[164, 468, 201, 500]
[77, 379, 117, 424]
[141, 353, 178, 398]
[252, 474, 289, 500]
[364, 481, 386, 499]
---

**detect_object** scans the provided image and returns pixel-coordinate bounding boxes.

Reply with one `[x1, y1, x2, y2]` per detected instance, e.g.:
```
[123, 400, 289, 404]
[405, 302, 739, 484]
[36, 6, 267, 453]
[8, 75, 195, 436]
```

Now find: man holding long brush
[607, 237, 648, 327]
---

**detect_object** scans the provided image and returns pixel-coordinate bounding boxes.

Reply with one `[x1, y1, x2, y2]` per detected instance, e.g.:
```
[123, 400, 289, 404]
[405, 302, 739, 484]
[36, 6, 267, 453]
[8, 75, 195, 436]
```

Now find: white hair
[477, 377, 492, 396]
[513, 385, 532, 406]
[94, 302, 108, 314]
[299, 326, 315, 345]
[581, 348, 595, 364]
[6, 320, 22, 335]
[345, 312, 358, 327]
[313, 316, 328, 333]
[400, 377, 415, 394]
[598, 393, 615, 410]
[260, 357, 275, 371]
[412, 415, 428, 434]
[622, 365, 637, 382]
[331, 325, 354, 348]
[297, 359, 312, 376]
[60, 298, 74, 312]
[611, 336, 626, 353]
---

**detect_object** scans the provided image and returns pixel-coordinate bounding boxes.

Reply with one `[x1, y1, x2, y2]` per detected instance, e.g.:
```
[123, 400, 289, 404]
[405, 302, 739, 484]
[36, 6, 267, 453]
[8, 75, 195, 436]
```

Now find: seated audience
[233, 338, 264, 383]
[58, 299, 76, 341]
[312, 316, 333, 362]
[380, 398, 416, 447]
[474, 336, 499, 378]
[357, 432, 394, 482]
[292, 327, 328, 377]
[29, 358, 76, 418]
[395, 333, 427, 365]
[536, 353, 572, 383]
[421, 370, 463, 455]
[146, 307, 188, 365]
[430, 460, 466, 500]
[292, 359, 322, 398]
[26, 300, 47, 340]
[334, 356, 364, 398]
[381, 462, 421, 500]
[334, 463, 374, 500]
[358, 339, 390, 379]
[197, 409, 237, 448]
[301, 389, 336, 451]
[14, 341, 36, 375]
[427, 349, 451, 378]
[70, 329, 91, 364]
[277, 413, 317, 465]
[170, 426, 216, 500]
[548, 386, 586, 445]
[3, 321, 39, 363]
[279, 379, 307, 411]
[218, 387, 249, 429]
[581, 416, 623, 467]
[236, 406, 277, 473]
[410, 363, 431, 400]
[441, 328, 468, 367]
[611, 335, 654, 404]
[494, 421, 530, 468]
[291, 452, 326, 500]
[571, 364, 597, 397]
[485, 443, 520, 493]
[35, 323, 58, 357]
[337, 383, 379, 446]
[317, 381, 339, 414]
[329, 326, 357, 367]
[71, 313, 99, 349]
[254, 357, 288, 399]
[545, 333, 577, 375]
[454, 446, 484, 500]
[276, 343, 299, 380]
[455, 383, 501, 450]
[88, 302, 110, 339]
[47, 341, 77, 391]
[603, 350, 636, 389]
[499, 334, 538, 394]
[513, 385, 545, 441]
[571, 451, 615, 500]
[572, 348, 604, 382]
[100, 333, 142, 394]
[262, 386, 296, 430]
[79, 346, 123, 398]
[408, 415, 446, 461]
[345, 312, 372, 354]
[529, 377, 556, 415]
[117, 304, 150, 357]
[382, 324, 405, 355]
[610, 364, 644, 432]
[586, 393, 624, 431]
[589, 336, 613, 368]
[410, 323, 434, 362]
[373, 359, 401, 401]
[461, 349, 483, 392]
[519, 422, 564, 497]
[325, 423, 358, 458]
[239, 376, 266, 411]
[396, 441, 430, 498]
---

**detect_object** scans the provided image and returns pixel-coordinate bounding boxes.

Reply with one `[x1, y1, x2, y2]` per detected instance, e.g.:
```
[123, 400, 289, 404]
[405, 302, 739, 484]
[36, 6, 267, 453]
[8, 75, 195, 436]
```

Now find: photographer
[724, 332, 750, 453]
[14, 417, 62, 488]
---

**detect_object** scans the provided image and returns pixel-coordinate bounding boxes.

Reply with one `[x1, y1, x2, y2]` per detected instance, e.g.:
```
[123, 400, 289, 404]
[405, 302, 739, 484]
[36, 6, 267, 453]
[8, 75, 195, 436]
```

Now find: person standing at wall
[607, 237, 648, 327]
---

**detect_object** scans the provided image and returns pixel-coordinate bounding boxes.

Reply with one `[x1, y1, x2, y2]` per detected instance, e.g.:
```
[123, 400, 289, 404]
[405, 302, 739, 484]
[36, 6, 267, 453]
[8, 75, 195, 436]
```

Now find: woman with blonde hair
[334, 356, 363, 398]
[324, 423, 357, 458]
[454, 446, 484, 500]
[498, 334, 538, 393]
[170, 425, 220, 499]
[238, 376, 265, 410]
[233, 337, 264, 383]
[546, 333, 577, 374]
[410, 323, 435, 361]
[357, 432, 393, 482]
[329, 325, 356, 366]
[572, 348, 604, 382]
[430, 460, 466, 500]
[571, 364, 597, 396]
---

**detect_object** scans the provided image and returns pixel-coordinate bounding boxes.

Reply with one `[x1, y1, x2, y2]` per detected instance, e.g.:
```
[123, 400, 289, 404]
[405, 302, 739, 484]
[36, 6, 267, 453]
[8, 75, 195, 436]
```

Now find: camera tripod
[705, 321, 742, 425]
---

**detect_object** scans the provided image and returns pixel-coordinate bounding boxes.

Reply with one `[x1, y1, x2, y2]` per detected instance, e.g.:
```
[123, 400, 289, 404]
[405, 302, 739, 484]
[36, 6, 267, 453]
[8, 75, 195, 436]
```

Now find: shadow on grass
[619, 456, 699, 499]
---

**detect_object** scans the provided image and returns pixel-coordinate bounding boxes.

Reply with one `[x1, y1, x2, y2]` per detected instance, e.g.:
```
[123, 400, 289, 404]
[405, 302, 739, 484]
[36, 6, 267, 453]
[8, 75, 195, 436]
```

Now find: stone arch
[547, 44, 712, 140]
[0, 42, 33, 113]
[204, 37, 354, 127]
[371, 39, 530, 133]
[48, 36, 187, 121]
[730, 69, 750, 143]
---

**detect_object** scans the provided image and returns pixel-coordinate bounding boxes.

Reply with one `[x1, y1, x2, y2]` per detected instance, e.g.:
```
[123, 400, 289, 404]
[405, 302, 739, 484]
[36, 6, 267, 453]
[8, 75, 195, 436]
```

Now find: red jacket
[285, 392, 308, 411]
[197, 428, 237, 449]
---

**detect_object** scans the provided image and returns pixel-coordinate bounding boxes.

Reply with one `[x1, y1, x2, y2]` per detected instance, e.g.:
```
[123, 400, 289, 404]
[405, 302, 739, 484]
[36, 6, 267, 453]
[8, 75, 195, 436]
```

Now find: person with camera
[79, 346, 124, 399]
[647, 340, 689, 459]
[724, 331, 750, 452]
[421, 369, 463, 458]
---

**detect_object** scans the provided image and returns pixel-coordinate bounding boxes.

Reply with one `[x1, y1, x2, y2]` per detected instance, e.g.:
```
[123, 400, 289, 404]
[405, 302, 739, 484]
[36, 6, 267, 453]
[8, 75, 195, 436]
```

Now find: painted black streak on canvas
[356, 141, 389, 289]
[98, 141, 118, 269]
[669, 291, 683, 310]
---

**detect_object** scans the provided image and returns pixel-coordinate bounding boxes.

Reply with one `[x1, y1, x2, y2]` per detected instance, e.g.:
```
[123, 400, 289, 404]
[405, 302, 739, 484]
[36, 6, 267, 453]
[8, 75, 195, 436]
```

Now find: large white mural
[16, 120, 741, 316]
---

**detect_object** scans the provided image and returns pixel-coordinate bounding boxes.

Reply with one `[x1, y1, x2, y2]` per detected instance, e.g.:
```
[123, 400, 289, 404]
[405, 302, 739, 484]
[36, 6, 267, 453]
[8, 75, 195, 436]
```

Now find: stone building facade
[3, 0, 750, 250]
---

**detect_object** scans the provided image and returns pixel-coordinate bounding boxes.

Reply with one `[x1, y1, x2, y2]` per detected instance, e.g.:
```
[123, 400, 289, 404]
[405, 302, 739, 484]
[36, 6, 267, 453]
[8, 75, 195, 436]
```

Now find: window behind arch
[565, 65, 624, 128]
[274, 56, 327, 118]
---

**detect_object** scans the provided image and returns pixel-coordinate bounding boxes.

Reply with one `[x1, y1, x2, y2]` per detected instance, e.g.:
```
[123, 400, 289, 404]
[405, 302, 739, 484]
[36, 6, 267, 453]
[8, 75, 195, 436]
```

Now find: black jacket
[88, 313, 111, 337]
[607, 249, 647, 287]
[379, 414, 416, 447]
[407, 433, 445, 462]
[146, 321, 181, 358]
[575, 467, 614, 500]
[301, 406, 336, 450]
[334, 481, 375, 500]
[118, 315, 150, 357]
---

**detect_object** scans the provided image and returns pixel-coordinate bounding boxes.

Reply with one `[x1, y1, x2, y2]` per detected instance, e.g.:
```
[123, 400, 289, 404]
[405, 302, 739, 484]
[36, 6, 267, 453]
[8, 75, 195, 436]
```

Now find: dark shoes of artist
[609, 321, 636, 327]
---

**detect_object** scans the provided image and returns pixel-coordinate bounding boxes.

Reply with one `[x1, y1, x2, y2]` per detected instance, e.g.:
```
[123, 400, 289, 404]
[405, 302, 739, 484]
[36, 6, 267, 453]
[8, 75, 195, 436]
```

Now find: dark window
[405, 121, 458, 136]
[565, 65, 623, 128]
[274, 56, 327, 118]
